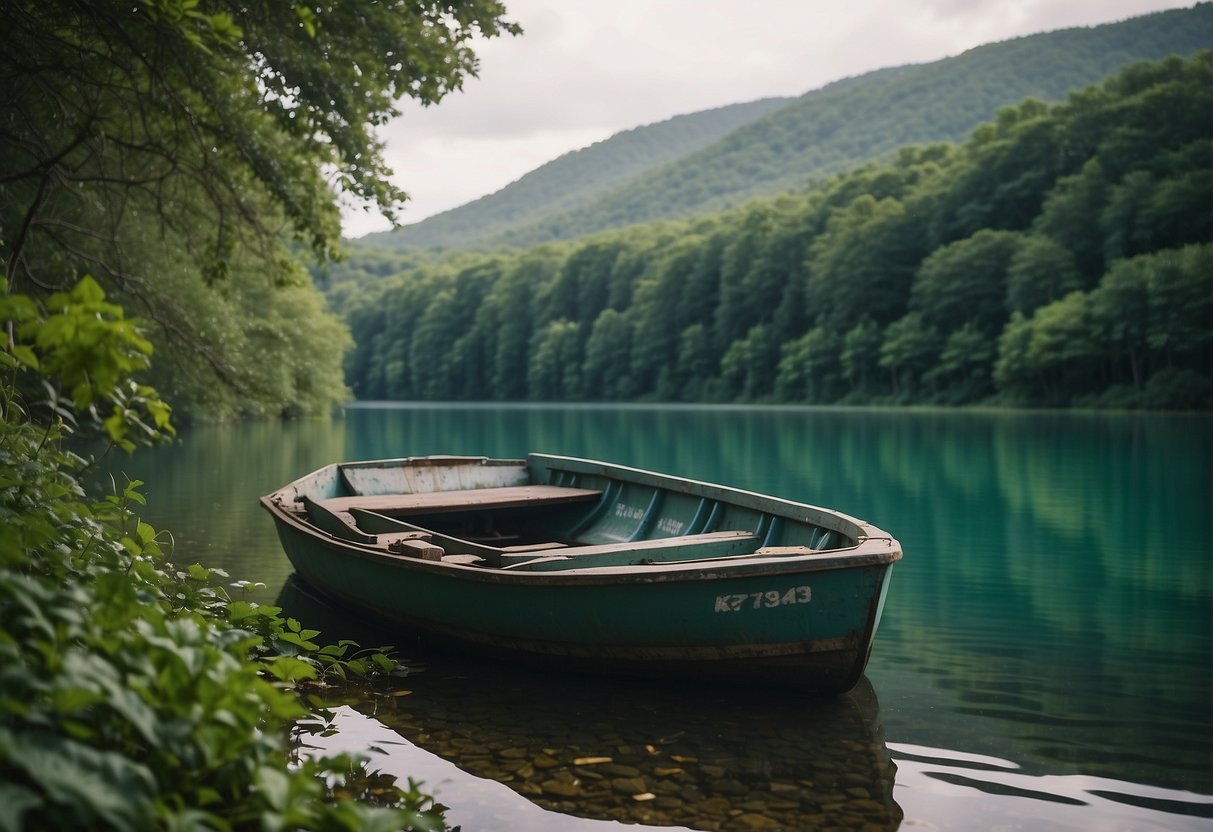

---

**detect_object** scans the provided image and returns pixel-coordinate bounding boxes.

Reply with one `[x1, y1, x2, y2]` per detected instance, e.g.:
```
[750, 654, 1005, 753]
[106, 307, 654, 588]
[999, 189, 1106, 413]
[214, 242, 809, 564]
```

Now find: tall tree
[806, 195, 923, 328]
[582, 308, 634, 400]
[1031, 160, 1110, 282]
[840, 318, 884, 397]
[528, 320, 583, 400]
[911, 229, 1023, 334]
[1005, 235, 1085, 316]
[925, 323, 996, 403]
[879, 312, 940, 398]
[1, 0, 517, 415]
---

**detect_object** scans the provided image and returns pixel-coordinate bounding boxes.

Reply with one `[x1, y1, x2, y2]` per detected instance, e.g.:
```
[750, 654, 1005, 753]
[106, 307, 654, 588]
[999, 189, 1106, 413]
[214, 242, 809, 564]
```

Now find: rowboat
[261, 453, 902, 693]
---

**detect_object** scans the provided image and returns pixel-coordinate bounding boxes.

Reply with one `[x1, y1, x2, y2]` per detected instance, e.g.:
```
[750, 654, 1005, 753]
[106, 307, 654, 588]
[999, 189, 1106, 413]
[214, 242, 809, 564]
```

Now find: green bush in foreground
[0, 277, 446, 830]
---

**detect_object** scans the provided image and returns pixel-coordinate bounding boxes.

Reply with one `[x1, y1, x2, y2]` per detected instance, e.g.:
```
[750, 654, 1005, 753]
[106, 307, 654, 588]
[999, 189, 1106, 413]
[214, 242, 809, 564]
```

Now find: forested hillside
[343, 54, 1213, 410]
[360, 3, 1213, 253]
[366, 98, 791, 251]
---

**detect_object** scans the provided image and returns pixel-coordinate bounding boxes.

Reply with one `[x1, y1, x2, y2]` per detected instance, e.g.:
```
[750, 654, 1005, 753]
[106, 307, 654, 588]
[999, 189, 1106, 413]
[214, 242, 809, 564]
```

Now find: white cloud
[382, 127, 612, 225]
[344, 0, 1196, 238]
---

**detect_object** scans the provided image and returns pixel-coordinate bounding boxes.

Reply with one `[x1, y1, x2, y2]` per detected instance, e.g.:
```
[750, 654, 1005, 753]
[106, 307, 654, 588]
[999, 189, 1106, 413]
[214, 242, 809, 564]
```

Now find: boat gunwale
[529, 453, 888, 542]
[262, 454, 902, 585]
[262, 508, 900, 588]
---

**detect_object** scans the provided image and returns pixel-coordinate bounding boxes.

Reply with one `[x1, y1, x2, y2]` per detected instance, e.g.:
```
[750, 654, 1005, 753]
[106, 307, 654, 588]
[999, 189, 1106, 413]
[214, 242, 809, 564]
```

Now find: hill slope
[343, 52, 1213, 409]
[363, 97, 791, 250]
[362, 3, 1213, 253]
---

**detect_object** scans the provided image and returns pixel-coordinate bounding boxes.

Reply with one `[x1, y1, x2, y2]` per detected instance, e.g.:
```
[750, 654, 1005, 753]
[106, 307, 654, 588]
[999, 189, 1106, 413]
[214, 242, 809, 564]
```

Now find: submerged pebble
[354, 668, 902, 830]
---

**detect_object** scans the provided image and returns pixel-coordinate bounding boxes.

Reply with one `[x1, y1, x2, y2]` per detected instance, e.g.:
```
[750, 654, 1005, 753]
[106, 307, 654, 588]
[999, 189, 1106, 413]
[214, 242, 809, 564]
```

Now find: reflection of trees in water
[107, 405, 1210, 796]
[94, 418, 351, 587]
[337, 406, 1210, 792]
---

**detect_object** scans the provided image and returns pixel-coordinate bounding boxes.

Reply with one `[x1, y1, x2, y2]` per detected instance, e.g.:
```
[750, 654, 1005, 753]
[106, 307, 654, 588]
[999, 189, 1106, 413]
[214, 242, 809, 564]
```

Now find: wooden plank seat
[318, 484, 602, 517]
[299, 501, 486, 566]
[342, 507, 761, 572]
[307, 496, 759, 573]
[301, 495, 379, 544]
[347, 507, 530, 563]
[499, 531, 760, 572]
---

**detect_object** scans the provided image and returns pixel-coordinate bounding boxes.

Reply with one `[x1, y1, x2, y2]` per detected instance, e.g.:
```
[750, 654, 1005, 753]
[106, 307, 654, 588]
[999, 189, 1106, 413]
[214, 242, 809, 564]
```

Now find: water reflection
[282, 576, 902, 831]
[95, 404, 1213, 827]
[891, 742, 1213, 831]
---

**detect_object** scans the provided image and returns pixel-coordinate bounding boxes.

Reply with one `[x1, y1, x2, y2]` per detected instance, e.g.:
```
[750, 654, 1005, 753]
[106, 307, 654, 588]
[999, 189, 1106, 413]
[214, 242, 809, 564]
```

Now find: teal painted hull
[262, 454, 902, 693]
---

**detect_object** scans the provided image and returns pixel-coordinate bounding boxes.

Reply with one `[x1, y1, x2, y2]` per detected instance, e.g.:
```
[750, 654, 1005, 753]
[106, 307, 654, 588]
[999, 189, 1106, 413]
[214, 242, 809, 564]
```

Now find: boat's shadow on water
[280, 575, 904, 831]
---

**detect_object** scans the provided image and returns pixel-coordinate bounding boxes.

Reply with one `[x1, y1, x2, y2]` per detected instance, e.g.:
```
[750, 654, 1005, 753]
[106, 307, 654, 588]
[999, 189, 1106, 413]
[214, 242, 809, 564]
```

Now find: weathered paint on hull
[267, 506, 895, 693]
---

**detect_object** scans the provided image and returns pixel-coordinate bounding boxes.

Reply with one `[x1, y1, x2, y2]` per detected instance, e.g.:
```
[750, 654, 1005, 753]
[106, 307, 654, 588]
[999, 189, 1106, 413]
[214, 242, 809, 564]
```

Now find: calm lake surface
[98, 403, 1213, 831]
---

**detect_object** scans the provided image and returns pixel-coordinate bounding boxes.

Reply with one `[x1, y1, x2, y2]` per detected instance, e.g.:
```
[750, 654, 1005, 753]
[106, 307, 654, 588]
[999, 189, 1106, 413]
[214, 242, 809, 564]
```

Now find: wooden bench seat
[500, 530, 760, 571]
[305, 494, 760, 573]
[301, 495, 440, 548]
[347, 507, 513, 561]
[301, 495, 378, 544]
[319, 484, 602, 517]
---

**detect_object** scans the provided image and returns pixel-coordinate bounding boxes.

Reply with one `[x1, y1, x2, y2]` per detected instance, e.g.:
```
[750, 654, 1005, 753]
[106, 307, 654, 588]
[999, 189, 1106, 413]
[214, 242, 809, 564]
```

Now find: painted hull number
[714, 585, 811, 612]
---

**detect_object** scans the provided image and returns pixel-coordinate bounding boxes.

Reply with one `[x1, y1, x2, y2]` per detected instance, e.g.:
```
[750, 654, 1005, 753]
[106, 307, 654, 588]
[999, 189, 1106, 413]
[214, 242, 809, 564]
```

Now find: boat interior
[282, 456, 855, 572]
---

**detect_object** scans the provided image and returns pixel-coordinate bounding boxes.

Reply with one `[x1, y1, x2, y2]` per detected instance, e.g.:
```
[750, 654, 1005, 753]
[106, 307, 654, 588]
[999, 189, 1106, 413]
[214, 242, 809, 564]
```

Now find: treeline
[358, 3, 1213, 253]
[344, 54, 1213, 410]
[496, 4, 1213, 251]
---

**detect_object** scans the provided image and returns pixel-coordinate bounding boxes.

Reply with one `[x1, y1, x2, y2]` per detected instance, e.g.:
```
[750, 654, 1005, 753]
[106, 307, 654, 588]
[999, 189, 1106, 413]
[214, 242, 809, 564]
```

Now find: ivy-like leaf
[0, 781, 43, 832]
[264, 656, 319, 683]
[2, 729, 157, 829]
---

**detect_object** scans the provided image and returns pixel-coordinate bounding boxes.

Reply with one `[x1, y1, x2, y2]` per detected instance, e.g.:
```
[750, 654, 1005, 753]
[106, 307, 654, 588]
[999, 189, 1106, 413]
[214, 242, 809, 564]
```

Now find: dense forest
[1, 0, 519, 421]
[343, 53, 1213, 410]
[361, 3, 1213, 252]
[0, 2, 515, 829]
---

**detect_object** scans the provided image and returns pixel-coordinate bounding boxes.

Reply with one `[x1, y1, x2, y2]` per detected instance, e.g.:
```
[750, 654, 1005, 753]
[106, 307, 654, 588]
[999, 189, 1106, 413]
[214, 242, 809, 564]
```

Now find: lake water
[98, 403, 1213, 831]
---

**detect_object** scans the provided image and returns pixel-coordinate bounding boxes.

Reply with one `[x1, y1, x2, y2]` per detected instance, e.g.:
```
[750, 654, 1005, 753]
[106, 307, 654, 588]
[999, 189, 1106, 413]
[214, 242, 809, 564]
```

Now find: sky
[341, 0, 1196, 238]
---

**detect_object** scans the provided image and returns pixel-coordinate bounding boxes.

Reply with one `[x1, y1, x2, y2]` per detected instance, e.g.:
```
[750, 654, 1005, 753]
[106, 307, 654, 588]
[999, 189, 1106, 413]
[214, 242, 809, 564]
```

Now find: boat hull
[266, 506, 895, 693]
[262, 453, 901, 693]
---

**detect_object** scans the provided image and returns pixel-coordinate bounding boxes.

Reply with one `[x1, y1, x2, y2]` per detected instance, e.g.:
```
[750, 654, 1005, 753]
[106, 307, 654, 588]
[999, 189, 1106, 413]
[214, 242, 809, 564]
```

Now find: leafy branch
[0, 275, 447, 829]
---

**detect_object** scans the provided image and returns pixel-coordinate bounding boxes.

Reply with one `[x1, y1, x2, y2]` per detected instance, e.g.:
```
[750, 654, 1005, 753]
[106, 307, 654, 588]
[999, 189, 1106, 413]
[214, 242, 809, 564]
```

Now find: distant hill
[342, 52, 1213, 410]
[359, 3, 1213, 253]
[362, 97, 791, 250]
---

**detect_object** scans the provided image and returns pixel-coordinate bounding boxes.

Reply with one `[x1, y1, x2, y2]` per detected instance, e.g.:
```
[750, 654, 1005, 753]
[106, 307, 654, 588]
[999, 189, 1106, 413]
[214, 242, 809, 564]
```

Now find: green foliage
[358, 4, 1213, 252]
[111, 220, 356, 422]
[879, 313, 941, 400]
[911, 230, 1023, 334]
[924, 324, 997, 404]
[1, 0, 518, 421]
[528, 320, 584, 400]
[582, 308, 635, 400]
[994, 244, 1213, 407]
[1, 276, 174, 451]
[775, 327, 843, 403]
[719, 324, 778, 401]
[0, 278, 448, 829]
[341, 52, 1213, 410]
[1005, 235, 1086, 316]
[807, 195, 923, 327]
[839, 319, 884, 399]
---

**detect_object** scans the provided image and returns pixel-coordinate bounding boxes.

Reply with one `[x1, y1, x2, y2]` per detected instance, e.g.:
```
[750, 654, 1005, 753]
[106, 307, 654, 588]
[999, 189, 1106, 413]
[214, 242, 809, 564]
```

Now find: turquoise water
[100, 403, 1213, 830]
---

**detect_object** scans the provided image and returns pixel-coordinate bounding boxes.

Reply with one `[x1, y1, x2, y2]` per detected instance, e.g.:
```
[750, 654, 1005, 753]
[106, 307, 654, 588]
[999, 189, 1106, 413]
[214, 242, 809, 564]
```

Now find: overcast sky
[341, 0, 1195, 238]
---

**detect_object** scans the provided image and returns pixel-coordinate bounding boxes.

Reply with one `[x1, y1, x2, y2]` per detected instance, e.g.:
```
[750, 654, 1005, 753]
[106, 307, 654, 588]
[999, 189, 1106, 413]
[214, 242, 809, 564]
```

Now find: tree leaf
[0, 782, 43, 832]
[2, 729, 156, 829]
